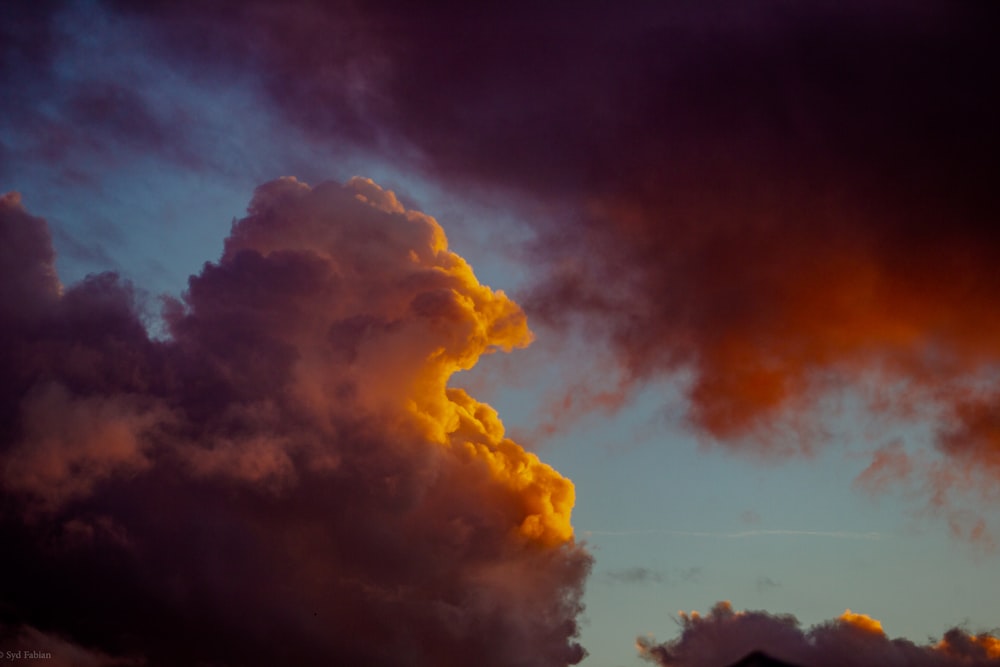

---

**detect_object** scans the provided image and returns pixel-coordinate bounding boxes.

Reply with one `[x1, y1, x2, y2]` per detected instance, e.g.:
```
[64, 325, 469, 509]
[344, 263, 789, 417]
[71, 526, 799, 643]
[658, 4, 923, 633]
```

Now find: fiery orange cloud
[217, 176, 571, 547]
[527, 177, 1000, 543]
[938, 634, 1000, 661]
[837, 610, 884, 636]
[0, 180, 590, 666]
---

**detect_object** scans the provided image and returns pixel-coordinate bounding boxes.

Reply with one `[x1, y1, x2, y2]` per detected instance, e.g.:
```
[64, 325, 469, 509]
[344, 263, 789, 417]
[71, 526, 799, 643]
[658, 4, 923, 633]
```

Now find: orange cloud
[2, 383, 166, 513]
[527, 172, 1000, 543]
[0, 180, 590, 666]
[837, 610, 884, 636]
[938, 633, 1000, 661]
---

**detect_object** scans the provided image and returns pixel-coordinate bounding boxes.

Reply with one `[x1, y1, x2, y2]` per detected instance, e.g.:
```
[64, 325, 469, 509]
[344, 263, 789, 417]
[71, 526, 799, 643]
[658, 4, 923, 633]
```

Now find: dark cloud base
[638, 602, 1000, 667]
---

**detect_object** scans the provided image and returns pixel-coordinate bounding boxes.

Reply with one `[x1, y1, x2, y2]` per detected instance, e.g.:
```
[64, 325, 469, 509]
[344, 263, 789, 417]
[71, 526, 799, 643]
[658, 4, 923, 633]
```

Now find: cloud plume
[637, 601, 1000, 667]
[0, 179, 590, 666]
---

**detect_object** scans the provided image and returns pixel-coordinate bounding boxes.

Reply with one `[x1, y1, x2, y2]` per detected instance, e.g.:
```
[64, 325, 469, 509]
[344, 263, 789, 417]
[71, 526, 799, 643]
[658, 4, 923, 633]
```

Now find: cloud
[756, 577, 781, 593]
[636, 601, 1000, 667]
[3, 382, 165, 512]
[0, 178, 590, 666]
[0, 192, 61, 319]
[853, 439, 998, 550]
[606, 567, 665, 585]
[680, 567, 703, 583]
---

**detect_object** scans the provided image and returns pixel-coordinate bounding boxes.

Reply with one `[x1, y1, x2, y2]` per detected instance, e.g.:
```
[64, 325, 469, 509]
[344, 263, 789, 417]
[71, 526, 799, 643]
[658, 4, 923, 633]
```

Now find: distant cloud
[606, 567, 665, 585]
[637, 601, 1000, 667]
[756, 577, 781, 593]
[680, 567, 704, 583]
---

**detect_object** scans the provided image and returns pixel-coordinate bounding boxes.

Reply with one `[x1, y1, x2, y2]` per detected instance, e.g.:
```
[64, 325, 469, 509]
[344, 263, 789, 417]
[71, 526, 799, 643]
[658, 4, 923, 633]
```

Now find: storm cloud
[0, 180, 590, 666]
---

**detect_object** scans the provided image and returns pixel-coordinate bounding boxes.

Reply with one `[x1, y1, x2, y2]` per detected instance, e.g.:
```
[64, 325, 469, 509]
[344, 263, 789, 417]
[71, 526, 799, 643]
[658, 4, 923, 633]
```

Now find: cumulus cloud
[0, 179, 590, 666]
[3, 382, 165, 512]
[636, 602, 1000, 667]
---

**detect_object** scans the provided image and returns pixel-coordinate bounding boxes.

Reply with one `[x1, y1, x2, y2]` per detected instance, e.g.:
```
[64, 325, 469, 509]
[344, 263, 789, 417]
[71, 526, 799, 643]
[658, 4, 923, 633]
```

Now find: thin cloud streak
[584, 529, 883, 541]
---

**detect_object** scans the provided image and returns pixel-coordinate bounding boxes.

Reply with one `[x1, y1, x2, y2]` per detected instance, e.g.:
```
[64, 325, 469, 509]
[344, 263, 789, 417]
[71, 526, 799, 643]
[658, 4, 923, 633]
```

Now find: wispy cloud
[606, 567, 665, 585]
[583, 528, 883, 540]
[679, 567, 703, 583]
[756, 576, 782, 593]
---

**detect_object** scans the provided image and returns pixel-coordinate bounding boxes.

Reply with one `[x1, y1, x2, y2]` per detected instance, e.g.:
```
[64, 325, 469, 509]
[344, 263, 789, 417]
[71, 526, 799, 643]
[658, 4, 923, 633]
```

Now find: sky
[2, 2, 999, 666]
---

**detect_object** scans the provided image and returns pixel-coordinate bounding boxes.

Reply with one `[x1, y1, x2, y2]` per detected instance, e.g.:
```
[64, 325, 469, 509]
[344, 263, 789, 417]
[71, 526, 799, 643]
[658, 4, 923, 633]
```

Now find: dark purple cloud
[637, 602, 1000, 667]
[0, 180, 590, 666]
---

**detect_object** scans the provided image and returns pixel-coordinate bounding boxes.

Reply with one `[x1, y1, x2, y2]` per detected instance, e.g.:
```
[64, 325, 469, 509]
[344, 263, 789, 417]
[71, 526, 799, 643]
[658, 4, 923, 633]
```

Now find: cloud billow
[0, 179, 591, 666]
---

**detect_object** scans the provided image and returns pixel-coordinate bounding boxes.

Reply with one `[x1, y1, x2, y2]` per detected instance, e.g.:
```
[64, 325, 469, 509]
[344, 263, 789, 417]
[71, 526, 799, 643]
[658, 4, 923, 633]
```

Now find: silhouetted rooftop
[725, 650, 805, 667]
